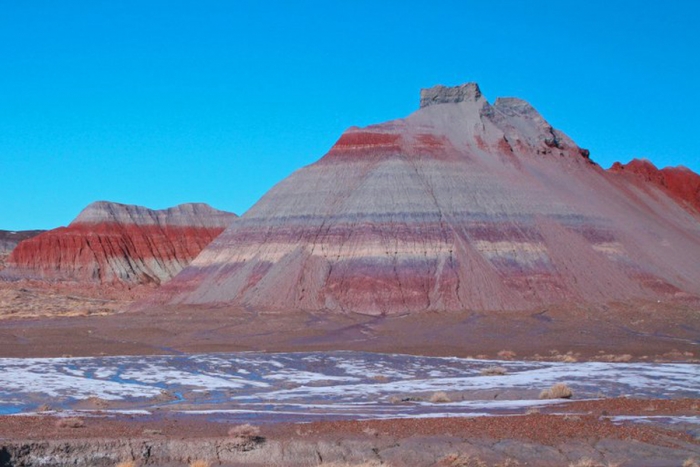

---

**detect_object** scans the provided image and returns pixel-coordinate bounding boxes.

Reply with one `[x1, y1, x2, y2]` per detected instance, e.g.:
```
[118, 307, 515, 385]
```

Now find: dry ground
[1, 399, 698, 466]
[0, 283, 696, 361]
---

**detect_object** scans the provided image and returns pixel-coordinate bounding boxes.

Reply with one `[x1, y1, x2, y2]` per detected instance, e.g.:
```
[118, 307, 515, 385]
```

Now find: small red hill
[609, 159, 700, 213]
[5, 202, 236, 285]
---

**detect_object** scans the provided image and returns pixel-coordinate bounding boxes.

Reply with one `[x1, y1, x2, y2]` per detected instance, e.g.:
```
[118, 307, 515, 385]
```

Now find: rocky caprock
[155, 83, 700, 315]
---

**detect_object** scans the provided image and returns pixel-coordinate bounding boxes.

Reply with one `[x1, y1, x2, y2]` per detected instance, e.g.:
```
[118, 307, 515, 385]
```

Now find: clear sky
[1, 1, 698, 230]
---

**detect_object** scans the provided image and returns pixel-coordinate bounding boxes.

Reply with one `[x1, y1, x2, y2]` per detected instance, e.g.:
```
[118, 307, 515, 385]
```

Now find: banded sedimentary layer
[0, 230, 44, 270]
[5, 202, 236, 285]
[154, 83, 700, 314]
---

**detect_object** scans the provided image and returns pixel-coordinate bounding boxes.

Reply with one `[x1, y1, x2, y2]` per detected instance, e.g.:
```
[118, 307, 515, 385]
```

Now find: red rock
[147, 83, 700, 315]
[4, 202, 236, 285]
[609, 159, 700, 212]
[0, 230, 44, 270]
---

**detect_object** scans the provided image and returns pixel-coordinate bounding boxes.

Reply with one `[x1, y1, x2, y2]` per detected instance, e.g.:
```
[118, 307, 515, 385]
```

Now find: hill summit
[150, 83, 700, 315]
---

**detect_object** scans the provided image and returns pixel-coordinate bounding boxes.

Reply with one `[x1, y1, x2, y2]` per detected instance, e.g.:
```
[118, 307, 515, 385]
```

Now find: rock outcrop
[152, 83, 700, 315]
[609, 158, 700, 213]
[0, 230, 44, 270]
[4, 202, 236, 285]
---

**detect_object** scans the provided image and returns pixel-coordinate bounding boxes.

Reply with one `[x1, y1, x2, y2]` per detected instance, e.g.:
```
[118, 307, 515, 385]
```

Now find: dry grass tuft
[429, 391, 452, 403]
[568, 458, 621, 467]
[497, 461, 521, 467]
[497, 350, 516, 360]
[597, 353, 633, 362]
[189, 461, 210, 467]
[438, 454, 487, 467]
[361, 426, 379, 437]
[437, 454, 520, 467]
[115, 462, 136, 467]
[545, 350, 579, 363]
[480, 366, 507, 376]
[684, 459, 700, 467]
[227, 423, 261, 439]
[55, 417, 85, 428]
[84, 396, 110, 408]
[318, 463, 383, 467]
[540, 383, 573, 400]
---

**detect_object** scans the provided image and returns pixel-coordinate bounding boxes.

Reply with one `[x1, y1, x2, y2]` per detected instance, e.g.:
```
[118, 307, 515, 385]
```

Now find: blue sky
[1, 1, 698, 230]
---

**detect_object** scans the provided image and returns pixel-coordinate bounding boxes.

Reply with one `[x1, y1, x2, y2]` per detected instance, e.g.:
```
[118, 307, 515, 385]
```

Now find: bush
[597, 353, 632, 362]
[539, 383, 573, 400]
[318, 463, 383, 467]
[568, 459, 621, 467]
[497, 350, 516, 360]
[227, 423, 260, 439]
[440, 455, 488, 466]
[55, 417, 85, 428]
[480, 366, 507, 376]
[429, 391, 451, 403]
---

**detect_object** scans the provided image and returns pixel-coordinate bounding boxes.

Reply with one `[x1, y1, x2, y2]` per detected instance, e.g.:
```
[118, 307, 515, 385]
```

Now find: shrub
[318, 463, 382, 467]
[539, 383, 573, 399]
[597, 353, 632, 362]
[480, 366, 507, 376]
[227, 423, 260, 439]
[568, 459, 620, 467]
[84, 396, 110, 408]
[189, 461, 210, 467]
[437, 454, 488, 466]
[115, 462, 136, 467]
[429, 391, 451, 403]
[55, 417, 85, 428]
[555, 353, 578, 363]
[497, 350, 516, 360]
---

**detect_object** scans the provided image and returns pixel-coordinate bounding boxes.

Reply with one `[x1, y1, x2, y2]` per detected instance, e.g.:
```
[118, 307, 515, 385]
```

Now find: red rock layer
[5, 203, 236, 285]
[0, 230, 44, 270]
[609, 159, 700, 213]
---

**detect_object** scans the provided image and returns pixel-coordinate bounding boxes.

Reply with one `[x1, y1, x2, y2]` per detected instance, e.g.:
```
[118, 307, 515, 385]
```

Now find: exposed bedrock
[1, 431, 698, 467]
[0, 230, 44, 271]
[609, 158, 700, 213]
[4, 202, 237, 285]
[148, 83, 700, 314]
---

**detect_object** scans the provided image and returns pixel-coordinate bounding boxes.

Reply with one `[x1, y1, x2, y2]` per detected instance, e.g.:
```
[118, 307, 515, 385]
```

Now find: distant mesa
[3, 201, 237, 285]
[147, 83, 700, 315]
